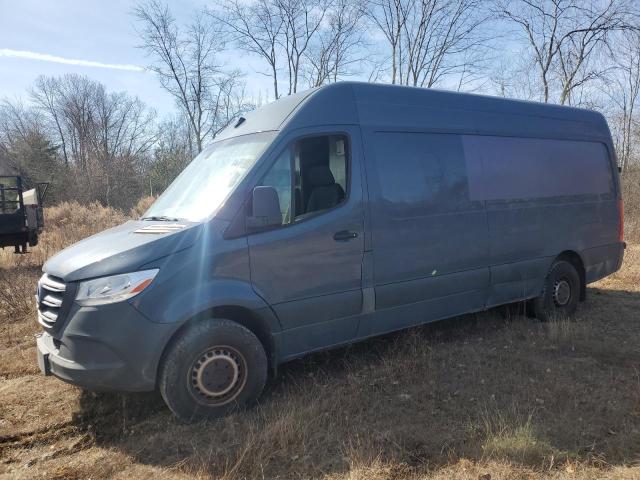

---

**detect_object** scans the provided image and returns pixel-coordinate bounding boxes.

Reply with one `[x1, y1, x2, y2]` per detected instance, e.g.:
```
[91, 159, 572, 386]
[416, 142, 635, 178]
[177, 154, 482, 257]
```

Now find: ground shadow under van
[73, 286, 640, 478]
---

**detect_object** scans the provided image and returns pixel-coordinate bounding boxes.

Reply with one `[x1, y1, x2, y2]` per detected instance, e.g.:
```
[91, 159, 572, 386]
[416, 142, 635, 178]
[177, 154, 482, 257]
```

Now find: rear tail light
[618, 198, 624, 242]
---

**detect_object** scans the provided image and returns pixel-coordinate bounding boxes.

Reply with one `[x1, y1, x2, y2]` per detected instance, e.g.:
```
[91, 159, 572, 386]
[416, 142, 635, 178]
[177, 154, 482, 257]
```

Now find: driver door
[247, 127, 365, 359]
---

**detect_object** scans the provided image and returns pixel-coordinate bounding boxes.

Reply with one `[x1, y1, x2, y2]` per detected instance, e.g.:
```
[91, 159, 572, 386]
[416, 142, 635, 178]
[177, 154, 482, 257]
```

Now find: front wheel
[159, 319, 268, 422]
[533, 260, 581, 321]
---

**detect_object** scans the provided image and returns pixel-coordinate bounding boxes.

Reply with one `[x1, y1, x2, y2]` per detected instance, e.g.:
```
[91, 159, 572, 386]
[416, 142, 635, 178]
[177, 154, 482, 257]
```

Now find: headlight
[75, 269, 159, 306]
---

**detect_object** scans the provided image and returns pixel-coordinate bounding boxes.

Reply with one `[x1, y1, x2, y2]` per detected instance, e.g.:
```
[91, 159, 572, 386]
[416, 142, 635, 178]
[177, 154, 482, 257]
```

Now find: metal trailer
[0, 176, 48, 253]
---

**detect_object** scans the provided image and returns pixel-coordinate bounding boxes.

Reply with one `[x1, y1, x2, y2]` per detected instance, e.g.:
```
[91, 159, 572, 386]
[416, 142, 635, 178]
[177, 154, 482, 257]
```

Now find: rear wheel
[159, 318, 268, 422]
[533, 260, 581, 321]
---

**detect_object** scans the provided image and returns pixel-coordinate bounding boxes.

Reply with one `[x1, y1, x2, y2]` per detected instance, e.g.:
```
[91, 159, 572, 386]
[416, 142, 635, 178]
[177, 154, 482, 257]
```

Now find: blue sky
[0, 0, 275, 118]
[0, 0, 522, 119]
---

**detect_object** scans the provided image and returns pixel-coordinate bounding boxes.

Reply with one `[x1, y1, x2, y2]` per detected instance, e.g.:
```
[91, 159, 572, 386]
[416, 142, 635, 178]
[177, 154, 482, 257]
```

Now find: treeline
[1, 0, 640, 210]
[0, 75, 197, 209]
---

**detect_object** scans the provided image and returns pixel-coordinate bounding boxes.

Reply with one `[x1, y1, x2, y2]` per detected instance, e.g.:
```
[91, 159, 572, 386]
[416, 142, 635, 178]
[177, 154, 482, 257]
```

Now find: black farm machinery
[0, 176, 48, 254]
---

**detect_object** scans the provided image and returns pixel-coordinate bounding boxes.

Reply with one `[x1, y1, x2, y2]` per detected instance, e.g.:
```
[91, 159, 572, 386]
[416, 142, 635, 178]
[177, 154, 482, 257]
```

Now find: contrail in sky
[0, 48, 145, 72]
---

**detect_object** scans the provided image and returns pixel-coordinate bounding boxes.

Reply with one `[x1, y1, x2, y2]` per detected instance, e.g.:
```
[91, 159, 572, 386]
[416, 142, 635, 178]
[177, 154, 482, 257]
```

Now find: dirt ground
[0, 207, 639, 479]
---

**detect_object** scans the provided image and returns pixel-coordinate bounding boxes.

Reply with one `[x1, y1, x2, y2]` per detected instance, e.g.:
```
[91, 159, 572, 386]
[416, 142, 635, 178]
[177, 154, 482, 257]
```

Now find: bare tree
[304, 0, 366, 87]
[489, 56, 541, 100]
[367, 0, 490, 88]
[210, 0, 284, 99]
[0, 128, 59, 193]
[0, 101, 54, 180]
[30, 74, 157, 207]
[91, 88, 157, 203]
[366, 0, 408, 84]
[134, 1, 247, 152]
[606, 30, 640, 172]
[498, 0, 636, 105]
[213, 0, 360, 96]
[31, 75, 96, 170]
[0, 100, 45, 148]
[276, 0, 331, 95]
[149, 116, 194, 194]
[407, 0, 489, 88]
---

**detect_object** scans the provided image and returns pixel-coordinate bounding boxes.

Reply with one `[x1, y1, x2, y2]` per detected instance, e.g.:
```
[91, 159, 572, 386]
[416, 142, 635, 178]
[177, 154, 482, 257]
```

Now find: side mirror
[246, 186, 282, 229]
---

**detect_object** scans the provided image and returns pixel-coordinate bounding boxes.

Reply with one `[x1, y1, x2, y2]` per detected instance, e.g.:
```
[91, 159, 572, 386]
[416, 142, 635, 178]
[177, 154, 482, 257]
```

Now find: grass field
[1, 201, 639, 479]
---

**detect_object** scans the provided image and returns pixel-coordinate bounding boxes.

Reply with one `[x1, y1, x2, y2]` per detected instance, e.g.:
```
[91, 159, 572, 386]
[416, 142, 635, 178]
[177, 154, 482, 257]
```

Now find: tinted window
[259, 134, 349, 225]
[463, 136, 614, 201]
[371, 132, 471, 213]
[294, 135, 348, 219]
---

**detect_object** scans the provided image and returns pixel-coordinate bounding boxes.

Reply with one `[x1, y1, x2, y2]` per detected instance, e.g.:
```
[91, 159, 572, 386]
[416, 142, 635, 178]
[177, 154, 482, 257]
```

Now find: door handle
[333, 230, 358, 241]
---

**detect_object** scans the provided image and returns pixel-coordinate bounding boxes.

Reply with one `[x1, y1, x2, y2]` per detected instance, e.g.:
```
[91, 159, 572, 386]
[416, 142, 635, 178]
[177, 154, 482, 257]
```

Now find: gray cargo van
[35, 82, 625, 421]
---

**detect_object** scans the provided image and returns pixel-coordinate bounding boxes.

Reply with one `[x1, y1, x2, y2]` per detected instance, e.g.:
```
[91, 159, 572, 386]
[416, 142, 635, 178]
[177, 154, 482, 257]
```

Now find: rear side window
[463, 136, 614, 201]
[371, 132, 473, 213]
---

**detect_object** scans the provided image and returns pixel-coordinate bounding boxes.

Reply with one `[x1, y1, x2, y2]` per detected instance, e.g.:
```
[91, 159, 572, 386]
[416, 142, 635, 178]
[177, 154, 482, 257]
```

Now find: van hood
[43, 220, 205, 282]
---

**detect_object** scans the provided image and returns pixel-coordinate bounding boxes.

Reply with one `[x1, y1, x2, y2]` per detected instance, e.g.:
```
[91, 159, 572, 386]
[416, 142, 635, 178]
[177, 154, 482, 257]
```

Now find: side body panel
[136, 221, 260, 323]
[359, 129, 490, 337]
[350, 82, 622, 300]
[462, 135, 620, 306]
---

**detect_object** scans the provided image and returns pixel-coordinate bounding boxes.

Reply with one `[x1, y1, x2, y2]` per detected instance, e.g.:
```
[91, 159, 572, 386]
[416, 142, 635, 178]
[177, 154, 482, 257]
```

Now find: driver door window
[259, 134, 349, 226]
[260, 149, 292, 224]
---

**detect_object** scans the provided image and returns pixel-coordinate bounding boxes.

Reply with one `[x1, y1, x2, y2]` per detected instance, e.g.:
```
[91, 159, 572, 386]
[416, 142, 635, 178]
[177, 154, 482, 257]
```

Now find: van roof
[215, 82, 610, 144]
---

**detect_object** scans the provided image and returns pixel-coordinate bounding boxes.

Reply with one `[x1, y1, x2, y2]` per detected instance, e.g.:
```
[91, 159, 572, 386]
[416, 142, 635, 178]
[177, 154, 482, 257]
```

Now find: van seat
[306, 166, 345, 213]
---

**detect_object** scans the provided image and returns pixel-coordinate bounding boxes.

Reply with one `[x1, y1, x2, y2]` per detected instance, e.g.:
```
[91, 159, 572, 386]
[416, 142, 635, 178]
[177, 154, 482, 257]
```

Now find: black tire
[28, 231, 38, 247]
[533, 260, 581, 321]
[159, 318, 268, 422]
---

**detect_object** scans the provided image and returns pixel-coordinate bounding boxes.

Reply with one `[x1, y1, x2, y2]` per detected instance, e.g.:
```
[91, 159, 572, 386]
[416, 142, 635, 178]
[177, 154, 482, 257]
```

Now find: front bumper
[36, 330, 130, 389]
[36, 301, 177, 392]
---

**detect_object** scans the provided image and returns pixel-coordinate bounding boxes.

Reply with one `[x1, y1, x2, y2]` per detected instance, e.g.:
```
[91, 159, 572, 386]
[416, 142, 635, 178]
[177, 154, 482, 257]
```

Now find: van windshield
[143, 132, 275, 222]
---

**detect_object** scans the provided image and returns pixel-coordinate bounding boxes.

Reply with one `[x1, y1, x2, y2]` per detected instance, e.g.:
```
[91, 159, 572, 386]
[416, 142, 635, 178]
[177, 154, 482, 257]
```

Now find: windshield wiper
[140, 215, 183, 222]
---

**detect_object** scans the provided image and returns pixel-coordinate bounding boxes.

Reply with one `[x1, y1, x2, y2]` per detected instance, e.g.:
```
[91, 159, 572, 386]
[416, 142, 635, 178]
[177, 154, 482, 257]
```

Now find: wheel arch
[156, 304, 279, 387]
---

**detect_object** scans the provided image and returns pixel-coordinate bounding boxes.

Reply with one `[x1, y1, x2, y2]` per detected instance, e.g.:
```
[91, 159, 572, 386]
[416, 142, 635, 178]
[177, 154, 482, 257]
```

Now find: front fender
[132, 278, 283, 381]
[136, 278, 281, 331]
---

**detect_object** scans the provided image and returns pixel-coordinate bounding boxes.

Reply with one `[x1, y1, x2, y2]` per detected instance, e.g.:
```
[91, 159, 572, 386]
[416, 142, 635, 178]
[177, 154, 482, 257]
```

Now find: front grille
[36, 274, 67, 329]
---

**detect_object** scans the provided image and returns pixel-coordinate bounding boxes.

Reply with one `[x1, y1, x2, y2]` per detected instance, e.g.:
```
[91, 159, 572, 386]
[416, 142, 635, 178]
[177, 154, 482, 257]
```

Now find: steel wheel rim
[188, 346, 247, 406]
[553, 278, 571, 307]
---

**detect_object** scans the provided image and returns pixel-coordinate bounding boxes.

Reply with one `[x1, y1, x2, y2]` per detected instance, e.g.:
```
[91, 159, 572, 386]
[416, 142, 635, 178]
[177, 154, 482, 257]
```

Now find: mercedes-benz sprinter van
[35, 82, 625, 421]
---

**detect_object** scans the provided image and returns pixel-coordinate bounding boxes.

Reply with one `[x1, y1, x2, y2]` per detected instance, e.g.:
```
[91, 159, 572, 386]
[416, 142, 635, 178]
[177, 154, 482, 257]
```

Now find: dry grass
[1, 201, 640, 479]
[622, 168, 640, 243]
[479, 407, 558, 466]
[0, 197, 152, 269]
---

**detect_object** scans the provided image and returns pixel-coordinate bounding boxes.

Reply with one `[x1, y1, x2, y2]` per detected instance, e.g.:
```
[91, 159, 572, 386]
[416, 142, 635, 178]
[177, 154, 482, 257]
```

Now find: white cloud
[0, 48, 145, 72]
